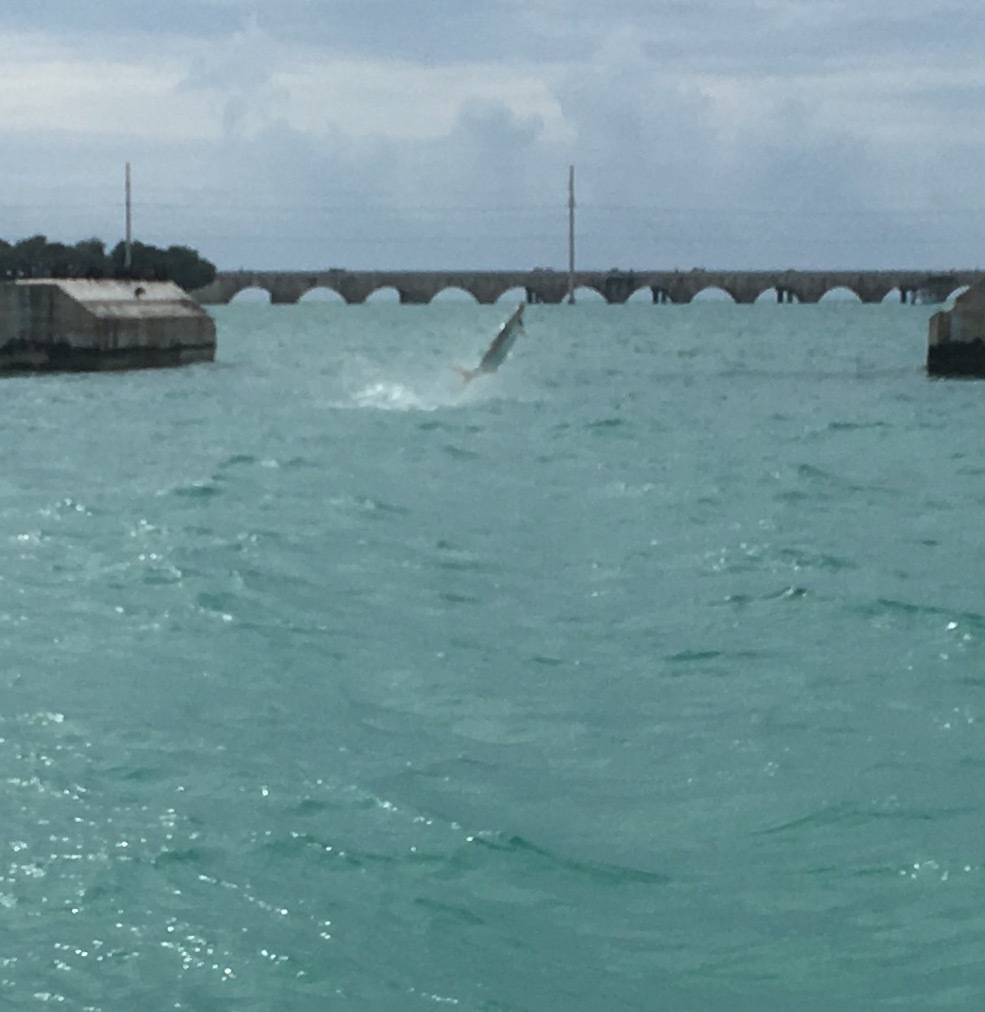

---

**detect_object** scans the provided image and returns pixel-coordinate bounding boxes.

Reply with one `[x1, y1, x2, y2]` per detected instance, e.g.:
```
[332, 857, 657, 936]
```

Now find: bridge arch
[299, 286, 345, 302]
[365, 286, 401, 303]
[229, 285, 272, 303]
[819, 286, 863, 302]
[947, 284, 971, 303]
[692, 285, 735, 302]
[432, 285, 479, 303]
[495, 285, 527, 304]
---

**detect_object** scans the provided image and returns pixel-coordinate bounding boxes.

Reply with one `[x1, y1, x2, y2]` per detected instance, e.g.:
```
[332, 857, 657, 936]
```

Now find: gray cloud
[0, 1, 982, 270]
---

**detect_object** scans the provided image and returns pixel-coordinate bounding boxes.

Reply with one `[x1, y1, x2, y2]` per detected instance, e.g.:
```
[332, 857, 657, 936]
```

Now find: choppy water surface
[2, 299, 984, 1010]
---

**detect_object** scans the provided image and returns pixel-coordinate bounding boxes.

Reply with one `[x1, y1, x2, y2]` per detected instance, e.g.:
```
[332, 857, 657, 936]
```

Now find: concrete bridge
[190, 268, 985, 306]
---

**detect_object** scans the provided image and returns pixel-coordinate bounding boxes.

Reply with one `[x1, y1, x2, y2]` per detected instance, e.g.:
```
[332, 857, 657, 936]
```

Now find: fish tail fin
[451, 364, 477, 386]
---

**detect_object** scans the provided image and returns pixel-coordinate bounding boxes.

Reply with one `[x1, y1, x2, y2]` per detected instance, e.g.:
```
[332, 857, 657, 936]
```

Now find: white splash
[352, 381, 434, 411]
[347, 377, 482, 412]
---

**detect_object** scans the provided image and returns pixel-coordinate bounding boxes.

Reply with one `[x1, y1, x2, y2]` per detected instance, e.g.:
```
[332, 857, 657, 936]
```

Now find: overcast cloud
[0, 1, 982, 270]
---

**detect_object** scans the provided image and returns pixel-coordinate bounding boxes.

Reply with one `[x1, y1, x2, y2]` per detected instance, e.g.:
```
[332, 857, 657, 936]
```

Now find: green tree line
[0, 236, 217, 291]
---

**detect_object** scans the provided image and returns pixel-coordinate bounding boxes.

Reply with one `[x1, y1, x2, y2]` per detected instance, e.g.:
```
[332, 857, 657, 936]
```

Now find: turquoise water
[2, 300, 984, 1010]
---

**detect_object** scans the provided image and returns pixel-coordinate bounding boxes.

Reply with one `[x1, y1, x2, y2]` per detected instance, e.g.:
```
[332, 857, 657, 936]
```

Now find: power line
[1, 192, 984, 222]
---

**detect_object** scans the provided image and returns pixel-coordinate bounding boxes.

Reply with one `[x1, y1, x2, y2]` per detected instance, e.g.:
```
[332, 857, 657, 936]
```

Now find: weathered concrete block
[0, 279, 216, 373]
[927, 282, 985, 376]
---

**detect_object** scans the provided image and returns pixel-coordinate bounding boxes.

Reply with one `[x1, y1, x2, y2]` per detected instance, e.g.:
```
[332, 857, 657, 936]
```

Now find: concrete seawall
[0, 279, 216, 372]
[928, 283, 985, 376]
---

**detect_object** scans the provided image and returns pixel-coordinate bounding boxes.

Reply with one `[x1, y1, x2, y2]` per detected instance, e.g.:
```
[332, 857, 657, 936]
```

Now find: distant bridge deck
[191, 269, 985, 306]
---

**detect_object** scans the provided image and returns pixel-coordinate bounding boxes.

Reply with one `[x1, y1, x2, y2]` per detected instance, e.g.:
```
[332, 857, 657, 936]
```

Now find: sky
[0, 0, 983, 271]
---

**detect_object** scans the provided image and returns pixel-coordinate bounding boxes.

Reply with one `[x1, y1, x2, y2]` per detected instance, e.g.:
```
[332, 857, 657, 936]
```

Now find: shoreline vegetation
[0, 235, 216, 292]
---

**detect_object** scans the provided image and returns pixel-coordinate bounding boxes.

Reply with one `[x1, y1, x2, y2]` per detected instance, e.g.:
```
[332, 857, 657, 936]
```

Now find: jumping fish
[452, 302, 526, 385]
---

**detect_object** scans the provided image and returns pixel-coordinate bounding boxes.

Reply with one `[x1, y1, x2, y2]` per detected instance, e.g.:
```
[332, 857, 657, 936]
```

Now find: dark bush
[0, 236, 216, 290]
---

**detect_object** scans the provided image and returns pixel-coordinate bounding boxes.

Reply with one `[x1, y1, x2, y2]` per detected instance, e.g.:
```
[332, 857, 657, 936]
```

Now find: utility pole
[567, 164, 575, 304]
[124, 161, 132, 271]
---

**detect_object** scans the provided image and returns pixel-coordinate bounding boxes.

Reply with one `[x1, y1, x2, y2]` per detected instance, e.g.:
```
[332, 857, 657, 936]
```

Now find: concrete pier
[0, 279, 216, 372]
[927, 283, 985, 376]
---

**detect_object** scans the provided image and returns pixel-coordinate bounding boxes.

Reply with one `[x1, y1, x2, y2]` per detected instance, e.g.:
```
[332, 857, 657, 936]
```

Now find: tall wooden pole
[567, 164, 575, 304]
[124, 162, 132, 271]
